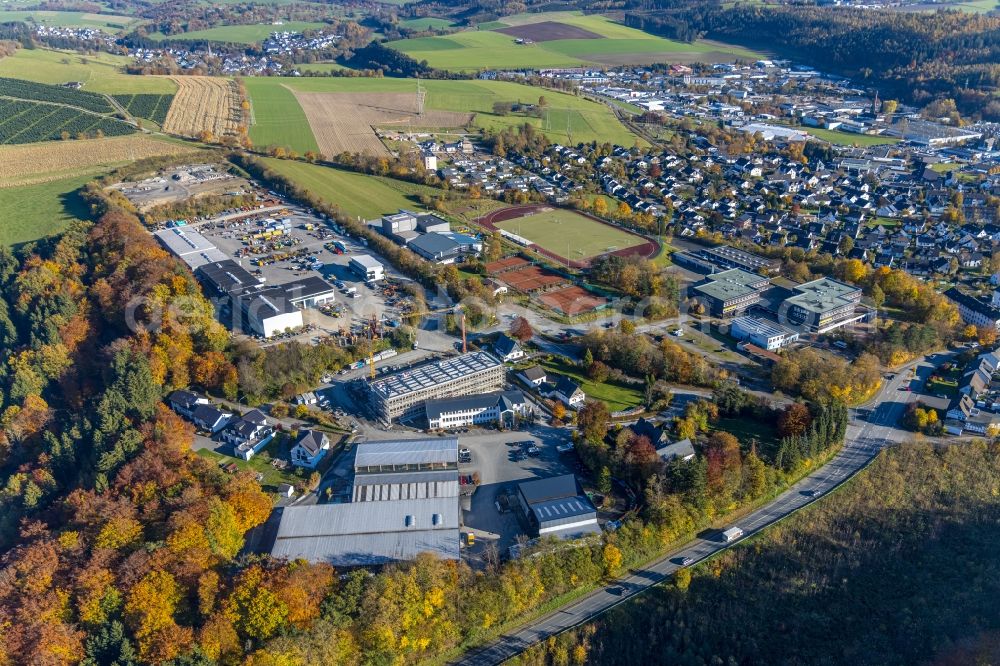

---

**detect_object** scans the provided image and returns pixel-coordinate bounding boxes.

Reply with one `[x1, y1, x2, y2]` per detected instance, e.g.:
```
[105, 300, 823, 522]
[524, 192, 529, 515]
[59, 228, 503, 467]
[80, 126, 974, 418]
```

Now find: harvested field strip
[494, 20, 603, 41]
[0, 135, 203, 188]
[162, 77, 241, 138]
[294, 90, 471, 157]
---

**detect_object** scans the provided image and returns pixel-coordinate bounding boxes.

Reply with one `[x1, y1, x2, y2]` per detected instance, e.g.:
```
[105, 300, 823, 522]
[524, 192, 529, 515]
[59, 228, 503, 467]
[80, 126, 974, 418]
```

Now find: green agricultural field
[294, 61, 351, 74]
[938, 0, 997, 11]
[258, 158, 442, 220]
[147, 21, 327, 44]
[247, 77, 642, 148]
[390, 12, 761, 71]
[0, 9, 139, 30]
[243, 77, 319, 154]
[399, 17, 455, 30]
[0, 174, 92, 246]
[494, 208, 644, 261]
[0, 48, 176, 94]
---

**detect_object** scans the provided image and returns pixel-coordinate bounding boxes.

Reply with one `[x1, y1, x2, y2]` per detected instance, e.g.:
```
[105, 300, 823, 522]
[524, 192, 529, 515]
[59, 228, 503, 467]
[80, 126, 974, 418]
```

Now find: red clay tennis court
[498, 266, 568, 293]
[538, 286, 608, 315]
[485, 256, 530, 275]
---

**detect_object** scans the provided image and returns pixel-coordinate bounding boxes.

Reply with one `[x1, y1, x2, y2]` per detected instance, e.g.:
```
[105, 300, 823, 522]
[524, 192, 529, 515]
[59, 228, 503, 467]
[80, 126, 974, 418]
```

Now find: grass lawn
[196, 438, 307, 496]
[650, 241, 676, 268]
[930, 162, 962, 173]
[0, 9, 139, 30]
[0, 48, 176, 94]
[259, 157, 444, 219]
[799, 126, 899, 146]
[244, 77, 319, 153]
[250, 76, 642, 147]
[389, 12, 760, 71]
[709, 416, 781, 457]
[540, 356, 643, 412]
[148, 21, 328, 44]
[926, 377, 959, 399]
[495, 208, 645, 261]
[0, 174, 92, 246]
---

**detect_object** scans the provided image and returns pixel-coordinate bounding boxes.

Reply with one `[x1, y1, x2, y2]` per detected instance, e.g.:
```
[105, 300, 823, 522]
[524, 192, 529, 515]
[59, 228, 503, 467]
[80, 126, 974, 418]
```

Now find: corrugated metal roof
[271, 498, 460, 566]
[354, 437, 458, 467]
[518, 474, 581, 504]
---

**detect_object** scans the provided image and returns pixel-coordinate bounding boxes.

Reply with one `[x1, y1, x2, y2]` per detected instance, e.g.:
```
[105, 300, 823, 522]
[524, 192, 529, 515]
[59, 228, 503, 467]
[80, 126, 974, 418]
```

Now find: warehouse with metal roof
[269, 498, 460, 567]
[516, 474, 599, 539]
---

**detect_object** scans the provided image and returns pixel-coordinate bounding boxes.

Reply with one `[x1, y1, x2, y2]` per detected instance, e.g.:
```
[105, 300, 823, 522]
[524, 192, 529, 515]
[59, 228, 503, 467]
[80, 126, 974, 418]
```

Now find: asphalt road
[455, 363, 923, 666]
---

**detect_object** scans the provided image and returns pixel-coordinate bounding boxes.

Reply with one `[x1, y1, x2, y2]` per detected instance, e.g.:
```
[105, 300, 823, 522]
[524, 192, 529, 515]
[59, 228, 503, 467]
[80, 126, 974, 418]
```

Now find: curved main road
[456, 362, 925, 666]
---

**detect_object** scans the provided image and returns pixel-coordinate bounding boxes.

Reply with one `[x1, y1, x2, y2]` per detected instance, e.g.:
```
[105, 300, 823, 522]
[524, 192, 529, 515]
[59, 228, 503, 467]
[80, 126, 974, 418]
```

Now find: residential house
[191, 404, 232, 434]
[222, 409, 275, 461]
[549, 376, 586, 409]
[655, 438, 696, 463]
[493, 334, 525, 362]
[167, 390, 209, 418]
[519, 365, 547, 387]
[291, 430, 330, 468]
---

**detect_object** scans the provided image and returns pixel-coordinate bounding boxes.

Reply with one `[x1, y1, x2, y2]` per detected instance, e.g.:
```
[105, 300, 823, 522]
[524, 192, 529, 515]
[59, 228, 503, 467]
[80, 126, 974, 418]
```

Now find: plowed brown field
[162, 77, 241, 138]
[294, 90, 472, 157]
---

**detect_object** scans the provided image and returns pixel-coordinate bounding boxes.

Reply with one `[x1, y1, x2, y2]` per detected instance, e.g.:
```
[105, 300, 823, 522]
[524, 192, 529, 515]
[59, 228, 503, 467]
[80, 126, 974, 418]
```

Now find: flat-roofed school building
[693, 268, 771, 317]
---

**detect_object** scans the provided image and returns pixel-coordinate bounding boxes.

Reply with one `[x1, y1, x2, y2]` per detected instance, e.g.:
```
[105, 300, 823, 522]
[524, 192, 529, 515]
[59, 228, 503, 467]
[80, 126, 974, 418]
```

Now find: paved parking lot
[196, 204, 461, 354]
[459, 424, 578, 562]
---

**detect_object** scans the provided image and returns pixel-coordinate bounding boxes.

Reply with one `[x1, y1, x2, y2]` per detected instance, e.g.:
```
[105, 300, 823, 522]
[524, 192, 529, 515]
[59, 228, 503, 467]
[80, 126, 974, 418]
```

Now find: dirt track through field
[293, 90, 472, 157]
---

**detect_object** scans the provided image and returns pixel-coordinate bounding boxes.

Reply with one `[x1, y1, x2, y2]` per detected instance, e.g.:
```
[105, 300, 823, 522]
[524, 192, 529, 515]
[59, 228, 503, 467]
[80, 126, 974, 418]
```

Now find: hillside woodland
[515, 440, 1000, 666]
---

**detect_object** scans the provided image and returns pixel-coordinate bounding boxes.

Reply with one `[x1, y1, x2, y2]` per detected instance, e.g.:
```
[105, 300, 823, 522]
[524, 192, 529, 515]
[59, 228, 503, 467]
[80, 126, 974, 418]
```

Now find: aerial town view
[3, 0, 1000, 663]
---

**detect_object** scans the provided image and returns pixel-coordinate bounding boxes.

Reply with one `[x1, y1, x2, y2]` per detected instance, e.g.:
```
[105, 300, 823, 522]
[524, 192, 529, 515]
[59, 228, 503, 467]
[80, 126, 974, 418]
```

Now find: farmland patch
[0, 174, 93, 246]
[494, 20, 603, 42]
[113, 93, 174, 125]
[162, 77, 242, 139]
[0, 135, 202, 188]
[293, 90, 471, 157]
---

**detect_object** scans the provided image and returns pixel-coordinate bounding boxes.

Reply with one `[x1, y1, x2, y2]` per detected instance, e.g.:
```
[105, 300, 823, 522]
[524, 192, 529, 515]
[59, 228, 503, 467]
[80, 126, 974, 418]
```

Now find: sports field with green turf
[495, 208, 644, 261]
[246, 77, 643, 151]
[0, 48, 176, 94]
[799, 126, 899, 146]
[0, 174, 92, 246]
[147, 21, 327, 44]
[389, 12, 760, 71]
[259, 158, 442, 219]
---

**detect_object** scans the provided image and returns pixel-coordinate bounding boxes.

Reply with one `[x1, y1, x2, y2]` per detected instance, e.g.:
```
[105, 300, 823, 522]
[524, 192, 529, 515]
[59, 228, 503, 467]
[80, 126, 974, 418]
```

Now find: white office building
[425, 390, 530, 429]
[350, 254, 385, 282]
[730, 316, 799, 350]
